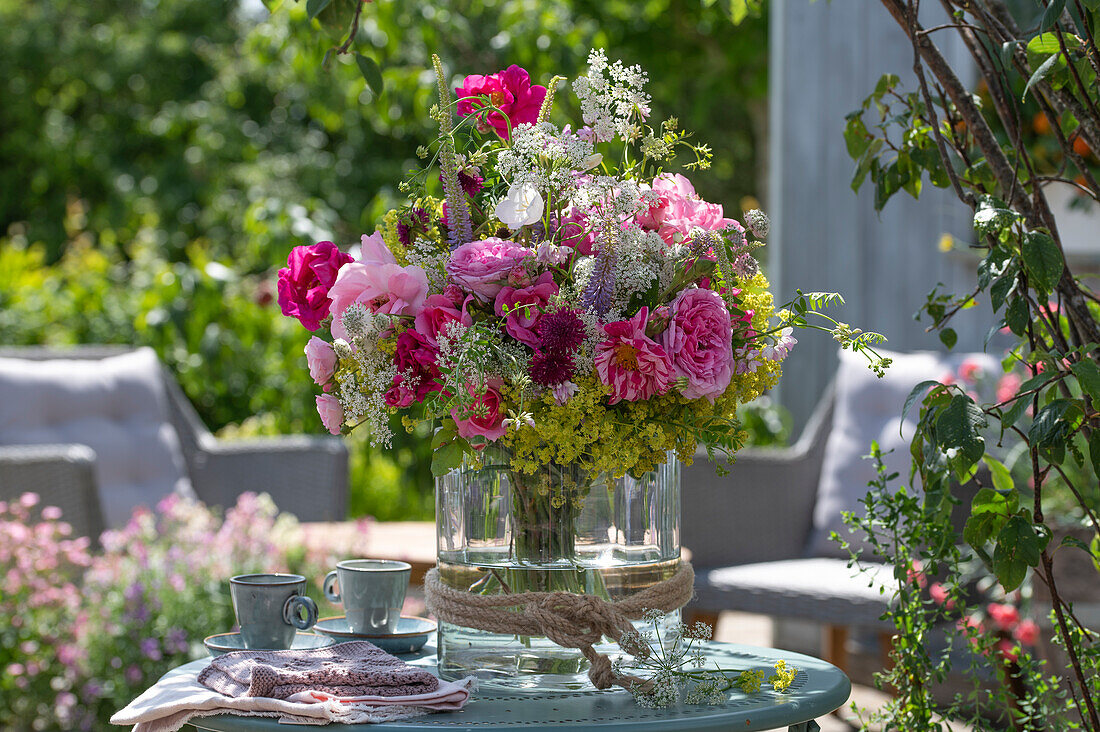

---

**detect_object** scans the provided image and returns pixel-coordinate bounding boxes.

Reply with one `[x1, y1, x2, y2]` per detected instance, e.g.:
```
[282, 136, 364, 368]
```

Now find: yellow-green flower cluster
[377, 196, 446, 266]
[768, 660, 798, 692]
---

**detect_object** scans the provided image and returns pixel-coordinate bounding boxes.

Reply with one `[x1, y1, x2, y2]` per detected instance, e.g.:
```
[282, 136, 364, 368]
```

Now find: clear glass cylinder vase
[434, 446, 681, 691]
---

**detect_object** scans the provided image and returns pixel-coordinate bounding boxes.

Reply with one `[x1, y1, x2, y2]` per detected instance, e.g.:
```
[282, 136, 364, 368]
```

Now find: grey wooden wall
[768, 0, 983, 429]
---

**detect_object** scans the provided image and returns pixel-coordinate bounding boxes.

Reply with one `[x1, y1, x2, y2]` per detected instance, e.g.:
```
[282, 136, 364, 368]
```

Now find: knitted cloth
[197, 641, 440, 699]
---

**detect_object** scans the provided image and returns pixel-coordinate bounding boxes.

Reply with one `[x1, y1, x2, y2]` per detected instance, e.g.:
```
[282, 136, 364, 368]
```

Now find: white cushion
[0, 348, 194, 528]
[808, 347, 998, 557]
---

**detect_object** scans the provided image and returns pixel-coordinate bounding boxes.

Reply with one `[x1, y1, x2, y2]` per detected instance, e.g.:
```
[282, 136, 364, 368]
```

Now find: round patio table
[173, 640, 848, 732]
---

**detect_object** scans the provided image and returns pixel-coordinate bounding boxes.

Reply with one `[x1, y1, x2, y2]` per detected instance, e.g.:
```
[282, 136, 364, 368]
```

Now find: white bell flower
[495, 182, 545, 230]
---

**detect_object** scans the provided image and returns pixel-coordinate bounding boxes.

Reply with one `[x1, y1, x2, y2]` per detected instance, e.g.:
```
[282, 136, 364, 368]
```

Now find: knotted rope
[424, 561, 695, 691]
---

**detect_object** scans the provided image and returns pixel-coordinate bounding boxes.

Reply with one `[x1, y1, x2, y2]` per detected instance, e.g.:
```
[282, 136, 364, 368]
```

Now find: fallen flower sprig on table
[613, 610, 800, 708]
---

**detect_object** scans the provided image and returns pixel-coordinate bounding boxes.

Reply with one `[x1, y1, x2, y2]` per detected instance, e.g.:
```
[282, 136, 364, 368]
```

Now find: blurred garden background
[0, 0, 777, 523]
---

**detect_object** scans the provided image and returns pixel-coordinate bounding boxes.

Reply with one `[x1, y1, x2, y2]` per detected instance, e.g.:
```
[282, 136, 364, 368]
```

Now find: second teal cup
[323, 559, 410, 635]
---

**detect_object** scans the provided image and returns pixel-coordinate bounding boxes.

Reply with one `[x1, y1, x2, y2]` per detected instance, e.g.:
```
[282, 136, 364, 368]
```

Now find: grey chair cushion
[695, 558, 897, 626]
[808, 347, 998, 558]
[0, 348, 194, 527]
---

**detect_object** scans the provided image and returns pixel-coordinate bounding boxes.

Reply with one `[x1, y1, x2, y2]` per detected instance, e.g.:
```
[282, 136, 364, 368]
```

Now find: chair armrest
[187, 435, 349, 521]
[682, 443, 826, 568]
[0, 444, 105, 540]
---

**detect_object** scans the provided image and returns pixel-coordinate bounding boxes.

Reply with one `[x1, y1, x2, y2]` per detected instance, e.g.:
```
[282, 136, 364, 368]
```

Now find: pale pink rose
[495, 272, 559, 348]
[304, 336, 337, 385]
[328, 260, 430, 340]
[660, 288, 733, 402]
[637, 173, 734, 244]
[415, 294, 474, 347]
[446, 238, 534, 299]
[315, 394, 344, 436]
[450, 384, 507, 444]
[928, 582, 956, 610]
[1013, 619, 1040, 646]
[595, 308, 674, 404]
[358, 231, 398, 266]
[959, 358, 984, 383]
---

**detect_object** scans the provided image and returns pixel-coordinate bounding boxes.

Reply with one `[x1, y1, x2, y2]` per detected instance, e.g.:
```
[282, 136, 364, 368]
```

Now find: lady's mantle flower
[495, 182, 545, 230]
[456, 65, 547, 140]
[595, 308, 674, 404]
[277, 241, 354, 331]
[660, 288, 734, 402]
[769, 660, 799, 692]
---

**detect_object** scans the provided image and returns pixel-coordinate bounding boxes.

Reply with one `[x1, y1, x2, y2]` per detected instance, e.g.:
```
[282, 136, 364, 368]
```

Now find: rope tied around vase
[423, 561, 695, 691]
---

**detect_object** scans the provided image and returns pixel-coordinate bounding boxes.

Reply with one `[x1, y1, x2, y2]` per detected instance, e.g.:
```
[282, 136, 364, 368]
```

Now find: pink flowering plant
[277, 50, 888, 481]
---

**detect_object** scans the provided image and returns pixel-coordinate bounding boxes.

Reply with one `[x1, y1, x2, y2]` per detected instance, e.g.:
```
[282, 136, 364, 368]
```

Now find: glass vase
[435, 446, 681, 691]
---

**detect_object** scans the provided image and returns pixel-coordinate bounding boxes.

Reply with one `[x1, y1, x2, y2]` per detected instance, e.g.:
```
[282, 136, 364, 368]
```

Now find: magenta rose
[450, 384, 507, 444]
[304, 336, 337, 385]
[637, 174, 734, 244]
[277, 242, 354, 331]
[660, 288, 734, 402]
[456, 65, 547, 140]
[393, 329, 442, 402]
[414, 293, 475, 347]
[446, 237, 534, 299]
[594, 308, 674, 404]
[383, 376, 416, 409]
[494, 272, 559, 348]
[558, 208, 596, 255]
[327, 244, 430, 341]
[315, 394, 344, 435]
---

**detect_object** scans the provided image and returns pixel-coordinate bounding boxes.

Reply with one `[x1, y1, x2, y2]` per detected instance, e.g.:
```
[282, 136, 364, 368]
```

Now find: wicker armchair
[0, 346, 349, 537]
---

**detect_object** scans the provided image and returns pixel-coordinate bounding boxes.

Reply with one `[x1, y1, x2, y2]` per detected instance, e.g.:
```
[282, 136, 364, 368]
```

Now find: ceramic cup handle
[323, 571, 340, 604]
[284, 594, 318, 630]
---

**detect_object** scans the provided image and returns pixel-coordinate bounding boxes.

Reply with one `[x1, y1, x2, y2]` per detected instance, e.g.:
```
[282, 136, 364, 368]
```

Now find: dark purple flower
[537, 308, 586, 353]
[458, 170, 484, 196]
[530, 349, 576, 387]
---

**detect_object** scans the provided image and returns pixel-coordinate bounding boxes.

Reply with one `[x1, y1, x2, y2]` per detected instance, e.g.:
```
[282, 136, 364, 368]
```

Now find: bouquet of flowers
[277, 50, 884, 480]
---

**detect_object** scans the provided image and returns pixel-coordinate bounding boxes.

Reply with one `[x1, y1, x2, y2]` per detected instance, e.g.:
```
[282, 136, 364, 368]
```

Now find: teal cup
[230, 573, 318, 650]
[323, 559, 410, 635]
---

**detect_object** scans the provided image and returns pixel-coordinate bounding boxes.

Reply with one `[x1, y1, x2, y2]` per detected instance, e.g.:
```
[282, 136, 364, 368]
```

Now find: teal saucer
[203, 631, 335, 656]
[313, 615, 436, 654]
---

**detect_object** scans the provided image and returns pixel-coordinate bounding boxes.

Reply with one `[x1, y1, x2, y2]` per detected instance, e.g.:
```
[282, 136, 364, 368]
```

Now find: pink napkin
[111, 642, 475, 732]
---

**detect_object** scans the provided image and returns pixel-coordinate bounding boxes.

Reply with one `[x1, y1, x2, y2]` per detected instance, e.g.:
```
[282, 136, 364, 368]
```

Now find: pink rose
[450, 384, 508, 444]
[327, 249, 430, 341]
[456, 65, 547, 140]
[637, 174, 734, 244]
[996, 639, 1019, 663]
[383, 376, 416, 409]
[959, 358, 984, 383]
[996, 372, 1022, 403]
[660, 288, 733, 402]
[987, 603, 1021, 631]
[393, 329, 442, 402]
[595, 308, 674, 404]
[446, 238, 534, 299]
[415, 294, 474, 347]
[928, 582, 956, 610]
[1013, 619, 1040, 646]
[315, 394, 344, 435]
[558, 208, 596, 255]
[277, 242, 354, 331]
[494, 272, 559, 348]
[358, 231, 397, 266]
[304, 336, 337, 385]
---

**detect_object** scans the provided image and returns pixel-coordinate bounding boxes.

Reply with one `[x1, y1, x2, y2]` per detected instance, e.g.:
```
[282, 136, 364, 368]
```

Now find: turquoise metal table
[172, 641, 850, 731]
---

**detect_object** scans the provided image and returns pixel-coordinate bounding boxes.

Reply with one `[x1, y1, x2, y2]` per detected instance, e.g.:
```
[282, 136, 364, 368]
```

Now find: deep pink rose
[383, 376, 416, 408]
[450, 384, 507, 444]
[659, 288, 734, 402]
[559, 208, 596, 255]
[637, 174, 734, 244]
[315, 394, 344, 436]
[304, 336, 337, 385]
[1013, 619, 1039, 646]
[393, 329, 442, 402]
[456, 65, 547, 140]
[988, 603, 1021, 632]
[446, 237, 534, 299]
[494, 272, 559, 348]
[595, 308, 674, 404]
[327, 246, 430, 340]
[414, 293, 475, 347]
[277, 242, 354, 331]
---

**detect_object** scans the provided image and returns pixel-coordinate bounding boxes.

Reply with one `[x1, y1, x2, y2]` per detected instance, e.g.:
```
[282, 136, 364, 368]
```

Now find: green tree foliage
[0, 0, 767, 519]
